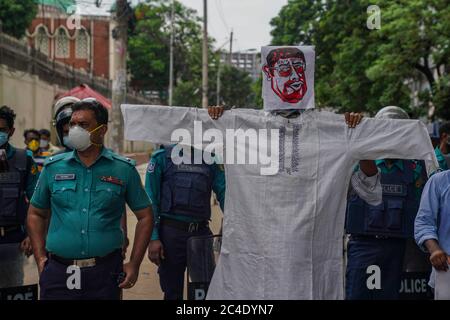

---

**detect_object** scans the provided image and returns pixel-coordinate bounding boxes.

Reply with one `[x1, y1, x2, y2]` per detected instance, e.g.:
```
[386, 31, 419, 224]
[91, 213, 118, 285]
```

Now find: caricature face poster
[262, 46, 315, 111]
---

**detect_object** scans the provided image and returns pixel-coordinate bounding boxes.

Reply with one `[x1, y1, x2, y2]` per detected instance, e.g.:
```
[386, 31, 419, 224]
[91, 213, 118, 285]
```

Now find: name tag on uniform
[100, 176, 123, 186]
[176, 164, 207, 174]
[55, 174, 76, 181]
[382, 184, 405, 196]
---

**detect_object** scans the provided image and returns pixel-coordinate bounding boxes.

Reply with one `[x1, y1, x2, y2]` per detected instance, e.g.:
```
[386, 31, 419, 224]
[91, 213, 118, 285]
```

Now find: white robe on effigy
[121, 105, 438, 299]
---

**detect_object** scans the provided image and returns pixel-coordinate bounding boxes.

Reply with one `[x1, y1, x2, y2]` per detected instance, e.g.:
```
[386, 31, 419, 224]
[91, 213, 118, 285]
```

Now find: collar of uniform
[67, 147, 114, 164]
[435, 146, 445, 160]
[271, 109, 304, 118]
[375, 159, 404, 171]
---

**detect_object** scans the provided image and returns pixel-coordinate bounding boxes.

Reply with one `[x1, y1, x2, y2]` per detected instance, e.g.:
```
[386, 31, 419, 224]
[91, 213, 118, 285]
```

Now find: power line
[215, 0, 229, 32]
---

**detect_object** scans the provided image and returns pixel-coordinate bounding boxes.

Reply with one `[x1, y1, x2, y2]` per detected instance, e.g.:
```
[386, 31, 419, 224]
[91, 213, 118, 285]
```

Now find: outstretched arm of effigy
[121, 104, 238, 145]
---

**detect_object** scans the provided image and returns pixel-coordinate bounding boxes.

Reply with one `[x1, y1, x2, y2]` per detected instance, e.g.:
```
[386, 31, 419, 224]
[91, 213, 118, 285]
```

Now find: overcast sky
[178, 0, 288, 52]
[77, 0, 288, 52]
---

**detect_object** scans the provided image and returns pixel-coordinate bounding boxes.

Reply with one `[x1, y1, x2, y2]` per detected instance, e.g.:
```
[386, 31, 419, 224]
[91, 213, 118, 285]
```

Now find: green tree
[128, 0, 202, 100]
[0, 0, 37, 39]
[269, 0, 450, 118]
[171, 35, 219, 107]
[218, 64, 254, 108]
[129, 0, 254, 108]
[252, 75, 263, 109]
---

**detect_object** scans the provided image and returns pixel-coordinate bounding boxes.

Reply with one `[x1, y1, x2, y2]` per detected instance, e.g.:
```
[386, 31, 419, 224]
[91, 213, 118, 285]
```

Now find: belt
[350, 234, 395, 240]
[160, 217, 209, 233]
[0, 225, 22, 237]
[49, 249, 121, 268]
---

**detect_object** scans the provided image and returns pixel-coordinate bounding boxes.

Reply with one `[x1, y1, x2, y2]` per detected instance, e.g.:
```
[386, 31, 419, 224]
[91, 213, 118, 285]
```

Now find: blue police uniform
[345, 159, 427, 300]
[145, 146, 225, 300]
[31, 148, 151, 300]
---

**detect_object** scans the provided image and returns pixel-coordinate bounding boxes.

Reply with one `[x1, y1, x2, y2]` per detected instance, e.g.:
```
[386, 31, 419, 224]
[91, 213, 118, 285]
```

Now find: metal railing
[0, 31, 157, 105]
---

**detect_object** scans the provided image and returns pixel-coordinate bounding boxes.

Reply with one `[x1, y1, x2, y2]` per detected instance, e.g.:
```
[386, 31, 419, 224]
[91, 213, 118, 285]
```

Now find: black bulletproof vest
[0, 149, 28, 226]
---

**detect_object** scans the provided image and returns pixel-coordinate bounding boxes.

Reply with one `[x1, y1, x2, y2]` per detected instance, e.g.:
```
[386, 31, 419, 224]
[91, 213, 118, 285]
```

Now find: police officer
[345, 106, 432, 300]
[146, 144, 226, 300]
[52, 96, 80, 154]
[27, 99, 153, 300]
[0, 105, 39, 289]
[52, 96, 130, 258]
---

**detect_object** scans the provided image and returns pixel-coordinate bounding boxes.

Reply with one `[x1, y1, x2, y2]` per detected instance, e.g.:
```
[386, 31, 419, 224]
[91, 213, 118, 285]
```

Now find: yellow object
[31, 164, 38, 175]
[28, 140, 40, 152]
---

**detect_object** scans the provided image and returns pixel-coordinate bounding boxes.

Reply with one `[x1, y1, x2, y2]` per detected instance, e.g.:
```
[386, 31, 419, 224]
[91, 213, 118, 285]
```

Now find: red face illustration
[263, 48, 308, 104]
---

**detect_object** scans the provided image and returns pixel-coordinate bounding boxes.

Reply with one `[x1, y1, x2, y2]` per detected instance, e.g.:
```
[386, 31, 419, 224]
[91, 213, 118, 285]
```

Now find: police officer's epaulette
[25, 150, 34, 158]
[112, 153, 136, 166]
[151, 148, 166, 158]
[43, 153, 68, 167]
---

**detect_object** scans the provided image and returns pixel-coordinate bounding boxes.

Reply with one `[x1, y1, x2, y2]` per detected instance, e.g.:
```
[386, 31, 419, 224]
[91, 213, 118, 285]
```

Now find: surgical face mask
[67, 124, 103, 152]
[63, 135, 73, 150]
[28, 139, 40, 152]
[0, 131, 9, 147]
[40, 139, 49, 149]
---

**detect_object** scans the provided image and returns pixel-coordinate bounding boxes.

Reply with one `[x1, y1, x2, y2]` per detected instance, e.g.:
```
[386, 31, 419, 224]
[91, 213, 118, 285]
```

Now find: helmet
[53, 96, 80, 148]
[53, 96, 80, 118]
[375, 106, 410, 120]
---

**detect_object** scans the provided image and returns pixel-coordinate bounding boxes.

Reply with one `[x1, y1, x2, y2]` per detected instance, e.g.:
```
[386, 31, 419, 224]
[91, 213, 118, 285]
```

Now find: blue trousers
[39, 250, 123, 300]
[345, 236, 406, 300]
[158, 224, 212, 300]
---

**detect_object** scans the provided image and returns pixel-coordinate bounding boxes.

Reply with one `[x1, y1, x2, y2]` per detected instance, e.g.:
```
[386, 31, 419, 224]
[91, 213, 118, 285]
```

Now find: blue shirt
[415, 170, 450, 287]
[30, 148, 151, 259]
[145, 147, 226, 240]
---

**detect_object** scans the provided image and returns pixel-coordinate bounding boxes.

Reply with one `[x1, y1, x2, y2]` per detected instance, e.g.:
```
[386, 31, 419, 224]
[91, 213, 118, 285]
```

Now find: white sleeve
[350, 168, 382, 206]
[121, 104, 235, 144]
[347, 118, 439, 177]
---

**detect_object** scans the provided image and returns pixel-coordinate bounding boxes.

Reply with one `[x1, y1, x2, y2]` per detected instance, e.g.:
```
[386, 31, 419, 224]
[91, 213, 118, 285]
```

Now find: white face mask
[39, 139, 49, 149]
[63, 135, 73, 150]
[68, 125, 103, 152]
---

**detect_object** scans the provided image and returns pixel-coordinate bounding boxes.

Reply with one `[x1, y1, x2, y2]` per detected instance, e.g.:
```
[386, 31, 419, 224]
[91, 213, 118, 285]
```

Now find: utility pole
[216, 53, 221, 106]
[202, 0, 208, 108]
[215, 39, 230, 107]
[228, 29, 233, 65]
[111, 0, 128, 153]
[168, 0, 175, 106]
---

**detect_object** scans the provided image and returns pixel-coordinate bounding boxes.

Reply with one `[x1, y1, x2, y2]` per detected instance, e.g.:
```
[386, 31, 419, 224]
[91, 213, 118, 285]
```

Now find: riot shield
[0, 243, 38, 300]
[186, 234, 222, 300]
[399, 239, 433, 299]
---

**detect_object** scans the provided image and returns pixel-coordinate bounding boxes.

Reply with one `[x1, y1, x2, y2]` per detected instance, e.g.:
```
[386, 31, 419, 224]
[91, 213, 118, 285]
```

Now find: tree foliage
[270, 0, 450, 118]
[128, 0, 253, 108]
[0, 0, 38, 39]
[128, 0, 202, 97]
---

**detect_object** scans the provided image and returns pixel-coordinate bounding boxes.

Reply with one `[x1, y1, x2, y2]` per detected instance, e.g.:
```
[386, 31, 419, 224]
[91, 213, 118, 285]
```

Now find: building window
[76, 29, 89, 59]
[35, 27, 49, 56]
[55, 28, 70, 58]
